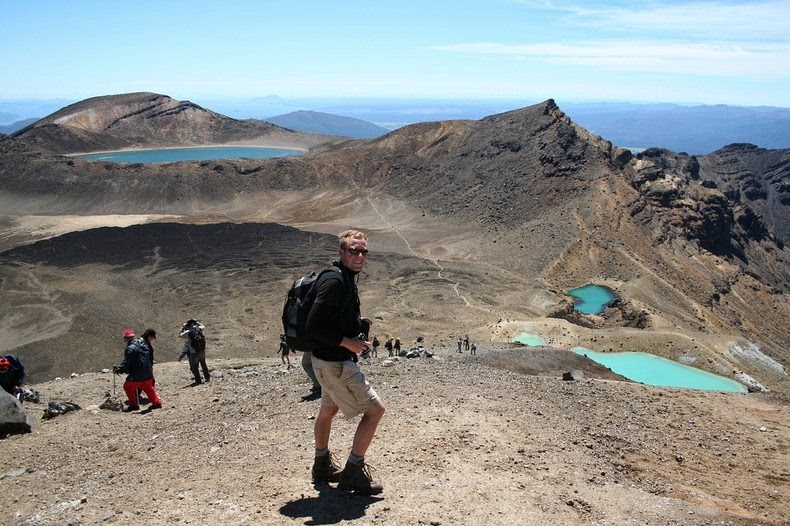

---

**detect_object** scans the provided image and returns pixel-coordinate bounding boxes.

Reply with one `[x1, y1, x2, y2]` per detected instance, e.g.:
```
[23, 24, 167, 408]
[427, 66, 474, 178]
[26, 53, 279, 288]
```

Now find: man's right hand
[341, 336, 371, 354]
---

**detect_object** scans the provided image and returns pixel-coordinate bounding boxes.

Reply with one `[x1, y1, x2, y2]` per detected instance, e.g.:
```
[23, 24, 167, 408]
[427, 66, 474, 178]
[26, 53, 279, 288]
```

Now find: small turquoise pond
[568, 284, 618, 314]
[75, 146, 303, 163]
[573, 348, 746, 393]
[513, 333, 546, 346]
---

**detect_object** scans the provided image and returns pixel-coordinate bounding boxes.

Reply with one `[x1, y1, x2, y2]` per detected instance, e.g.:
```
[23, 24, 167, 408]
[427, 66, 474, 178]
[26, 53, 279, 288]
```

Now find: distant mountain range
[264, 110, 391, 138]
[0, 117, 37, 135]
[561, 102, 790, 155]
[2, 97, 788, 154]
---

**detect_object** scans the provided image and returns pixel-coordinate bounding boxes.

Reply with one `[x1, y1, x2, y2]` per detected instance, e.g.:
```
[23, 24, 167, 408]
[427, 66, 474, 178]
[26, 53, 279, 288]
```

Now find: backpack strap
[312, 266, 345, 300]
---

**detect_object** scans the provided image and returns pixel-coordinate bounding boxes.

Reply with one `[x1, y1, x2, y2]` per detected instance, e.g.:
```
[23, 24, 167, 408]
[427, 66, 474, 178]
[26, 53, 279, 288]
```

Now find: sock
[315, 448, 329, 458]
[347, 453, 364, 465]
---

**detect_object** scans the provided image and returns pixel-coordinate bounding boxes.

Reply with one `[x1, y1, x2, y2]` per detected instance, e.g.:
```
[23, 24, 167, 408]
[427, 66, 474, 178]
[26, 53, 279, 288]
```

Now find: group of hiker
[457, 335, 477, 355]
[112, 319, 210, 413]
[279, 333, 404, 364]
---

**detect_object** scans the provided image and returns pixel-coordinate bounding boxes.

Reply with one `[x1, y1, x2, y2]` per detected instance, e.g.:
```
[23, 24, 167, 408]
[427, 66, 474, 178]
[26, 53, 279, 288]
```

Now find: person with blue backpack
[306, 230, 385, 495]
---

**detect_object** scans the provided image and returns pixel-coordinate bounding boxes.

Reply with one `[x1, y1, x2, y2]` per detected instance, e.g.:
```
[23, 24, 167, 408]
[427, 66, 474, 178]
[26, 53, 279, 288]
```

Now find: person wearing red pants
[114, 328, 162, 412]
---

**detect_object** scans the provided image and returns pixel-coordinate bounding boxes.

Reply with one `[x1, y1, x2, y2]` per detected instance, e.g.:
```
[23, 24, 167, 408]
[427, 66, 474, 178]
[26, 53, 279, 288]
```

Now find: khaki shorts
[312, 356, 380, 419]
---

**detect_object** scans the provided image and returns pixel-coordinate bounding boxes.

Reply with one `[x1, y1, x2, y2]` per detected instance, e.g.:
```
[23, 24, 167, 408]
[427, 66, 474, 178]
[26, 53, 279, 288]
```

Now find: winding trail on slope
[363, 195, 491, 314]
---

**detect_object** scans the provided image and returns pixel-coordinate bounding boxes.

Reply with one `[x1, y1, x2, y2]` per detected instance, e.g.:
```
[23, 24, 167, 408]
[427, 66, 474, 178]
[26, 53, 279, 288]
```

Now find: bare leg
[350, 401, 386, 457]
[314, 404, 339, 450]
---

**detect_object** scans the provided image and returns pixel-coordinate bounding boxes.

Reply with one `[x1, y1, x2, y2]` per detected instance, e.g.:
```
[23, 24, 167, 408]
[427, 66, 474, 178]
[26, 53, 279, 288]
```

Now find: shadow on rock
[279, 484, 383, 525]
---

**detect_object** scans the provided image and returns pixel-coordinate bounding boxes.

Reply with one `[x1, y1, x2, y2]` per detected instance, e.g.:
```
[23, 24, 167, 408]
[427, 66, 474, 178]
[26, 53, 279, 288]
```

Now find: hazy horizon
[2, 93, 787, 123]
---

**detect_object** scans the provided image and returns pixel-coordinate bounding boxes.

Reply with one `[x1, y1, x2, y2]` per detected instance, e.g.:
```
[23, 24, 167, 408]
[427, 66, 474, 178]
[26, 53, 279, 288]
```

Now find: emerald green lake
[513, 333, 546, 346]
[573, 348, 746, 393]
[568, 284, 618, 314]
[75, 146, 302, 163]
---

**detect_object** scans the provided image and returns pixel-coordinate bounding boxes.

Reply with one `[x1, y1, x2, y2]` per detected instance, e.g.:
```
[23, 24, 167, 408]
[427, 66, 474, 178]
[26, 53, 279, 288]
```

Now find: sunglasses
[345, 247, 369, 256]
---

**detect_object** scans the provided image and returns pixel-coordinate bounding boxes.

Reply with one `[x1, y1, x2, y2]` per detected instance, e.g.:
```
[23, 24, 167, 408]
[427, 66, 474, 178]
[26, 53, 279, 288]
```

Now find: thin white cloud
[514, 0, 790, 40]
[434, 41, 790, 77]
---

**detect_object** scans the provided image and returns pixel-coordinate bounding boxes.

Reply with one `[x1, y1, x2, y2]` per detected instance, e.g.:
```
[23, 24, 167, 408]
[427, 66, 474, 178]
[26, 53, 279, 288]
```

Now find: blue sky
[2, 0, 788, 107]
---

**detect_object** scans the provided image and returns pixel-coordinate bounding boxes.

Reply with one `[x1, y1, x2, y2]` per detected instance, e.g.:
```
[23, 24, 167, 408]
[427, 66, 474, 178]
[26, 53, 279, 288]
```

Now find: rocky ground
[1, 343, 787, 526]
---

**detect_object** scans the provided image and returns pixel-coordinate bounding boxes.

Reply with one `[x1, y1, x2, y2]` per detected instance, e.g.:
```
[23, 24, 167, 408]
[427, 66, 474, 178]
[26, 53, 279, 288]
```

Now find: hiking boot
[338, 460, 383, 495]
[150, 403, 162, 410]
[122, 405, 139, 412]
[312, 452, 342, 483]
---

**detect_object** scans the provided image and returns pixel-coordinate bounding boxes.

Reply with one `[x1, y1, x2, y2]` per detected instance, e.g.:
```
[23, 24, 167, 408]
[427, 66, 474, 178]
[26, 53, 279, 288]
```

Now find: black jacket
[306, 261, 362, 362]
[116, 339, 155, 382]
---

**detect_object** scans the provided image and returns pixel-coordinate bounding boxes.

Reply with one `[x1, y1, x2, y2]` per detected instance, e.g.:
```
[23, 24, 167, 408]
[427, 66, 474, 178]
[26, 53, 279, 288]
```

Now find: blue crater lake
[573, 348, 746, 393]
[568, 284, 618, 314]
[75, 146, 303, 163]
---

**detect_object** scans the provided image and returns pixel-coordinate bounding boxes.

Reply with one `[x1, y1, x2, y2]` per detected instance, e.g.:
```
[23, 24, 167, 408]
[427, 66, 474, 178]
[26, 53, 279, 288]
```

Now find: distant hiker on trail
[464, 335, 470, 351]
[394, 338, 401, 356]
[470, 342, 477, 355]
[384, 338, 393, 357]
[457, 337, 463, 353]
[279, 334, 294, 369]
[0, 354, 25, 396]
[306, 230, 385, 495]
[114, 328, 162, 412]
[371, 336, 380, 358]
[180, 319, 210, 385]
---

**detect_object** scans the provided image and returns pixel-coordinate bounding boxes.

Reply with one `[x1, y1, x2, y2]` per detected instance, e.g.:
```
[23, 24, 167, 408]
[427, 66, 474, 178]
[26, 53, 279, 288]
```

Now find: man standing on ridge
[306, 230, 385, 495]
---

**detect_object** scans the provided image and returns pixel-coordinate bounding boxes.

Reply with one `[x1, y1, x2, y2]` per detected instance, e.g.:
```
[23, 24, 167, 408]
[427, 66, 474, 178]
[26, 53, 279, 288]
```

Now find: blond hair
[339, 229, 367, 249]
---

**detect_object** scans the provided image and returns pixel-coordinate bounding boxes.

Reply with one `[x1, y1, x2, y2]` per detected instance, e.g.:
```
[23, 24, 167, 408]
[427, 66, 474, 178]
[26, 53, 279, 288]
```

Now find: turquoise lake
[568, 284, 618, 314]
[75, 146, 303, 163]
[573, 348, 746, 393]
[513, 333, 547, 346]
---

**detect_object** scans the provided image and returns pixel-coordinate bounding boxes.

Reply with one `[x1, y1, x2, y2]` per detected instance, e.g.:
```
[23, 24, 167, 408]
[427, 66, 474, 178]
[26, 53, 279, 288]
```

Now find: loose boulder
[42, 401, 82, 420]
[0, 391, 32, 436]
[562, 370, 586, 381]
[100, 396, 124, 411]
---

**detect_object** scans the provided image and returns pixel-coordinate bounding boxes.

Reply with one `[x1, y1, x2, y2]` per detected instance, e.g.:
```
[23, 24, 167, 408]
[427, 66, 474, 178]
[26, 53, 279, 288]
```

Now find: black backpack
[282, 267, 342, 351]
[188, 324, 206, 353]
